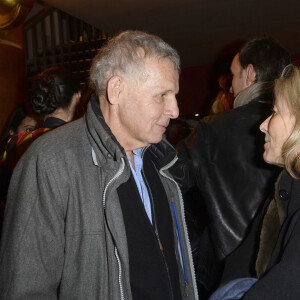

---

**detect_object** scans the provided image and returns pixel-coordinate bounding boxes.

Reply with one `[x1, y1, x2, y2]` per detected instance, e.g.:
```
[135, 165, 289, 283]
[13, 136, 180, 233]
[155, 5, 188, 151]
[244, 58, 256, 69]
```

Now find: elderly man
[0, 31, 198, 300]
[172, 38, 290, 295]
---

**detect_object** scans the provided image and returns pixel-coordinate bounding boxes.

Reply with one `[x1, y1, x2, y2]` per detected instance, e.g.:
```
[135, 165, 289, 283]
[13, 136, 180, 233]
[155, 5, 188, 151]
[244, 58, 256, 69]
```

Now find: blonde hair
[274, 65, 300, 177]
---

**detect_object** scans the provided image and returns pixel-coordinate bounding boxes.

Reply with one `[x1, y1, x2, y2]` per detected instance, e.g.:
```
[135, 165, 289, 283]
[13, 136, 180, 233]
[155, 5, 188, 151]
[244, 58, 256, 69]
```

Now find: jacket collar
[233, 81, 274, 108]
[249, 93, 273, 104]
[85, 93, 177, 170]
[44, 117, 67, 129]
[85, 94, 126, 166]
[147, 141, 177, 171]
[277, 170, 300, 214]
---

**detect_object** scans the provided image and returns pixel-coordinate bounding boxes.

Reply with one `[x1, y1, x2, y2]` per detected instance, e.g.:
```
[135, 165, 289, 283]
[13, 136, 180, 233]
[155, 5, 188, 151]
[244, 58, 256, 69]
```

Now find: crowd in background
[0, 67, 84, 234]
[1, 31, 300, 300]
[0, 53, 234, 214]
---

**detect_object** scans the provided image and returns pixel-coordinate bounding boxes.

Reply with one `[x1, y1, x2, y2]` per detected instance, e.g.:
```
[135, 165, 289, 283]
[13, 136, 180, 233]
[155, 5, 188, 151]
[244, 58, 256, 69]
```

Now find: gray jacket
[0, 98, 198, 300]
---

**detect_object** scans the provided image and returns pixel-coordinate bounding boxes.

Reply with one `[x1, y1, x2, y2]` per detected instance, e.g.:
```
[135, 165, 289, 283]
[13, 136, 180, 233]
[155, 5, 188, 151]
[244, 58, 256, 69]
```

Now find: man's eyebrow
[167, 89, 179, 96]
[158, 88, 176, 94]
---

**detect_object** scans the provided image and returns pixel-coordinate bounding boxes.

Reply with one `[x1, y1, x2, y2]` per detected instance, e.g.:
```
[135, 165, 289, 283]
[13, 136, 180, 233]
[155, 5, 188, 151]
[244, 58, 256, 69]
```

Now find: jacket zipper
[102, 157, 126, 300]
[159, 155, 199, 300]
[155, 229, 164, 251]
[114, 247, 125, 300]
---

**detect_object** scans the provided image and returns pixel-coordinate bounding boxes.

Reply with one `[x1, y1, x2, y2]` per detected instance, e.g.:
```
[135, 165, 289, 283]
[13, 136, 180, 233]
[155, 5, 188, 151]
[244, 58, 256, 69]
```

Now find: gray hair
[89, 30, 180, 96]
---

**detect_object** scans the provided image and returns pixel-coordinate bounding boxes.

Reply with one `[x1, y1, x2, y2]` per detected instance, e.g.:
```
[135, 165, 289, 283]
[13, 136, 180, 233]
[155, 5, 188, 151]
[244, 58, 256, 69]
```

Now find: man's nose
[229, 85, 233, 94]
[167, 96, 179, 119]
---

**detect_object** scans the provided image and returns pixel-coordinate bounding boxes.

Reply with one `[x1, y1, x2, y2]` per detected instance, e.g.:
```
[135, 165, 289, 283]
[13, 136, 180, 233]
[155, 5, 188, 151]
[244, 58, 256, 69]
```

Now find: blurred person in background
[1, 66, 81, 170]
[171, 37, 291, 297]
[210, 74, 234, 114]
[0, 105, 39, 160]
[0, 67, 81, 238]
[0, 105, 39, 235]
[32, 66, 81, 129]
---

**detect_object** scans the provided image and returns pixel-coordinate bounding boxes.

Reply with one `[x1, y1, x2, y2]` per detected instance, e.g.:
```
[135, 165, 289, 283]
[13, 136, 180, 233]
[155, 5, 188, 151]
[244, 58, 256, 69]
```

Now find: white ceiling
[42, 0, 300, 67]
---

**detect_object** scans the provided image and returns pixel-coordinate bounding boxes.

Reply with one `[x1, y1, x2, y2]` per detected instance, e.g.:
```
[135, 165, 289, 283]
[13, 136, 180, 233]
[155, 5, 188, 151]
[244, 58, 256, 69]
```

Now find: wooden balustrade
[24, 8, 110, 85]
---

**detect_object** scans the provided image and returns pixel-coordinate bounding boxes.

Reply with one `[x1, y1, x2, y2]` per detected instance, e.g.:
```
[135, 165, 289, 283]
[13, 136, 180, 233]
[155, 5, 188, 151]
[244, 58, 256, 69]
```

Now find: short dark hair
[239, 38, 290, 82]
[1, 105, 29, 143]
[32, 67, 81, 116]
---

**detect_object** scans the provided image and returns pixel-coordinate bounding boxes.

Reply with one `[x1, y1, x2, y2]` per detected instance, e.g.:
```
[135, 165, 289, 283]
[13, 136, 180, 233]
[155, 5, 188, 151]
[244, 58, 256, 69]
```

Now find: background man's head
[89, 30, 180, 150]
[32, 67, 81, 120]
[230, 38, 291, 97]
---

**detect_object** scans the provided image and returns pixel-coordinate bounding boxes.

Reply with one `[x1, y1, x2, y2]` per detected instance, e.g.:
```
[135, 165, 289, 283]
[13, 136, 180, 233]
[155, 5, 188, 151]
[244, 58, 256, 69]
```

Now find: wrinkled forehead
[125, 56, 178, 85]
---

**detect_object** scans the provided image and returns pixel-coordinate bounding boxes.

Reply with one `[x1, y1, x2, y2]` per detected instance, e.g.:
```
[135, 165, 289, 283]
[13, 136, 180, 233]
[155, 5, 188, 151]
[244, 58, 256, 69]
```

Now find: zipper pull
[155, 230, 163, 251]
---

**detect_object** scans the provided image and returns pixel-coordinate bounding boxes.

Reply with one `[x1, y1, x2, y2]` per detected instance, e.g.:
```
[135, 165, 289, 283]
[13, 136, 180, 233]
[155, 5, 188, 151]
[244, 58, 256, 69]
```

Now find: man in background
[172, 37, 290, 296]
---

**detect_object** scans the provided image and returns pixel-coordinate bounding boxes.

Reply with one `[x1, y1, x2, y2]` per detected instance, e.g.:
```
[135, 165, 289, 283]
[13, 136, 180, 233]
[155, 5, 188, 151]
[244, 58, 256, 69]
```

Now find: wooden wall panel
[0, 25, 27, 136]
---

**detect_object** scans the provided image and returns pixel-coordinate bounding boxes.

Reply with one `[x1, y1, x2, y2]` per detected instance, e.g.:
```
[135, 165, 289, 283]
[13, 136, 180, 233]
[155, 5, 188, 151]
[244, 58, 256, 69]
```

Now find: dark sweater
[118, 150, 182, 300]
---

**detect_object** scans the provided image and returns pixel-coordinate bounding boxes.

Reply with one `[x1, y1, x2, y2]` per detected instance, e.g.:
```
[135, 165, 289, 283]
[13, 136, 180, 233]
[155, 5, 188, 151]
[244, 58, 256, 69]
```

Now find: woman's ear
[107, 76, 122, 105]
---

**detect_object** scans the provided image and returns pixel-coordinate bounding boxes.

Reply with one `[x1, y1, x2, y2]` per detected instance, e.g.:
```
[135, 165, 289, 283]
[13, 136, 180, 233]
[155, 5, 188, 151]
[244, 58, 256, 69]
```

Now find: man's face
[230, 54, 247, 97]
[118, 58, 179, 149]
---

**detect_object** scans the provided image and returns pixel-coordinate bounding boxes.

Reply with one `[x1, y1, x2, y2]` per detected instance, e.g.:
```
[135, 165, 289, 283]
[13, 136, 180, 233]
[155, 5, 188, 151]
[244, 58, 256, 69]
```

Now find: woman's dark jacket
[221, 170, 300, 299]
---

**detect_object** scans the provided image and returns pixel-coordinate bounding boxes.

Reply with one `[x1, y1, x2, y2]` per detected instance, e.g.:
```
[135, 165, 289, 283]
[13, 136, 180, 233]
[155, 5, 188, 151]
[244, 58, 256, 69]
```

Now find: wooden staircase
[24, 7, 111, 86]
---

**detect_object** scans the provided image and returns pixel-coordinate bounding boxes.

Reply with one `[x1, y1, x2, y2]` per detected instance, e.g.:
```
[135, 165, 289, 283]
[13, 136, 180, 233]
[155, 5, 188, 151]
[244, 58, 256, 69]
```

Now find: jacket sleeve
[242, 220, 300, 299]
[0, 149, 65, 299]
[220, 197, 269, 284]
[170, 122, 209, 194]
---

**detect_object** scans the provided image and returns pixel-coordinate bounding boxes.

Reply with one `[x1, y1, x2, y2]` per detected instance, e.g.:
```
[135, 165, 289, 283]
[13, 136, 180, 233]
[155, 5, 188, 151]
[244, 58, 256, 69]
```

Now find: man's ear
[245, 64, 256, 87]
[107, 76, 122, 105]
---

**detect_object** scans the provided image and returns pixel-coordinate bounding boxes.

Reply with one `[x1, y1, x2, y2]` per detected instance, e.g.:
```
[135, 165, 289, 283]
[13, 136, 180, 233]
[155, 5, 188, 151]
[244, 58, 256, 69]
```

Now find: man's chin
[149, 135, 164, 145]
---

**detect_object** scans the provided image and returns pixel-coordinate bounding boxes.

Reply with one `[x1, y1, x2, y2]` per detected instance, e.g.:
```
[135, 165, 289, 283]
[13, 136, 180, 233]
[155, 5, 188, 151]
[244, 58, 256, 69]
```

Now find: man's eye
[155, 94, 165, 103]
